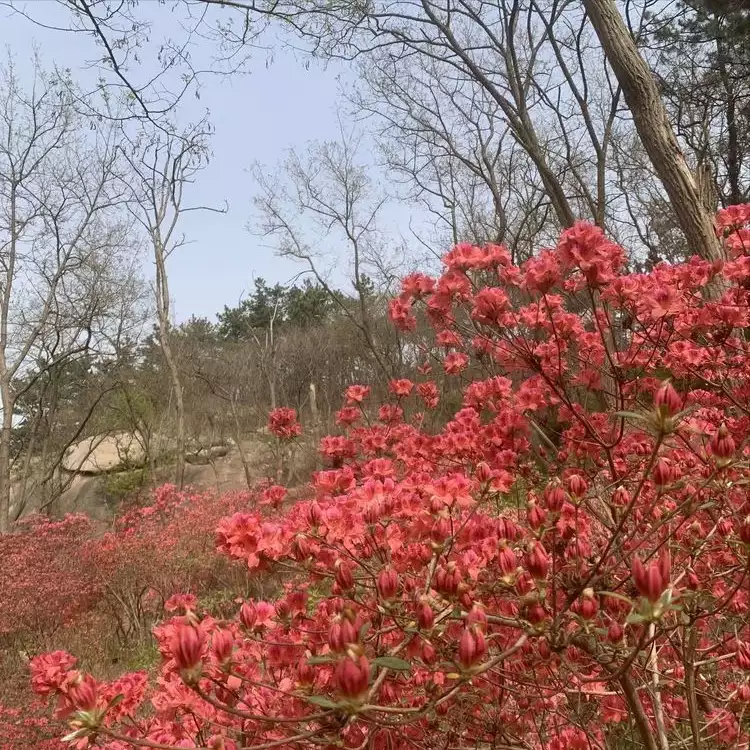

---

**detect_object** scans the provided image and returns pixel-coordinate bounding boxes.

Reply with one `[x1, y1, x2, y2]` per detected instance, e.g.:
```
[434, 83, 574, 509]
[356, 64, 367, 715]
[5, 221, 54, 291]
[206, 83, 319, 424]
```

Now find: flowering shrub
[0, 514, 98, 639]
[268, 407, 302, 439]
[0, 487, 254, 650]
[0, 702, 65, 750]
[32, 206, 750, 749]
[82, 485, 257, 642]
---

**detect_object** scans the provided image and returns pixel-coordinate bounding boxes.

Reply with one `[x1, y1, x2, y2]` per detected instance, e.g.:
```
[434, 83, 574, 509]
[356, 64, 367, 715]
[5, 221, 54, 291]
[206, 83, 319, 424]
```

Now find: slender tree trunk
[39, 376, 59, 516]
[155, 245, 185, 490]
[230, 396, 253, 491]
[0, 383, 14, 533]
[582, 0, 724, 261]
[309, 382, 319, 429]
[717, 38, 740, 205]
[17, 394, 44, 517]
[160, 330, 185, 489]
[268, 373, 277, 411]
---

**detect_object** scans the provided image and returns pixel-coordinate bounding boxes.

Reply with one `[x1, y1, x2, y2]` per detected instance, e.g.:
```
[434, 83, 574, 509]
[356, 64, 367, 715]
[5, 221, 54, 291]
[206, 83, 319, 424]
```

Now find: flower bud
[543, 484, 567, 513]
[567, 474, 588, 498]
[525, 603, 546, 624]
[738, 683, 750, 702]
[211, 629, 233, 665]
[516, 571, 533, 596]
[172, 624, 204, 681]
[417, 600, 435, 630]
[297, 656, 315, 687]
[525, 542, 550, 580]
[435, 564, 460, 596]
[239, 602, 257, 630]
[291, 534, 312, 561]
[475, 462, 492, 483]
[335, 560, 355, 591]
[497, 543, 517, 577]
[632, 553, 670, 603]
[335, 654, 369, 700]
[612, 486, 630, 506]
[527, 502, 547, 530]
[376, 568, 399, 601]
[710, 424, 735, 463]
[652, 458, 673, 487]
[738, 642, 750, 671]
[654, 381, 681, 418]
[572, 589, 598, 620]
[497, 517, 520, 541]
[364, 502, 381, 525]
[607, 621, 624, 644]
[466, 604, 487, 632]
[307, 501, 323, 527]
[68, 673, 98, 712]
[458, 627, 486, 669]
[328, 617, 359, 653]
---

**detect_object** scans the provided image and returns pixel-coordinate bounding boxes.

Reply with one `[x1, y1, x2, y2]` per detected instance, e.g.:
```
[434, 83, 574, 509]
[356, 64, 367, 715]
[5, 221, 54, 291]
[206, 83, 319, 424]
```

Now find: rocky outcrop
[62, 432, 146, 475]
[185, 444, 230, 465]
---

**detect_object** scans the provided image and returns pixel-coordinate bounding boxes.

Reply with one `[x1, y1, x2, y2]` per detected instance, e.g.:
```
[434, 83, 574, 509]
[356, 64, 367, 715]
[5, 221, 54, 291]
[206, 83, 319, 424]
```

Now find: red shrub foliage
[84, 485, 254, 639]
[0, 514, 97, 638]
[31, 206, 750, 749]
[0, 702, 65, 750]
[1, 487, 254, 646]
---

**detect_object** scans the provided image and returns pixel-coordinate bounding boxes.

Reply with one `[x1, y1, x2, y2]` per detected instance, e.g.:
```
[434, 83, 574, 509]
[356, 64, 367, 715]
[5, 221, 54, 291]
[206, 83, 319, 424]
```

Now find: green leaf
[373, 656, 411, 672]
[107, 693, 125, 710]
[306, 695, 341, 709]
[614, 411, 645, 421]
[307, 656, 335, 665]
[626, 611, 645, 625]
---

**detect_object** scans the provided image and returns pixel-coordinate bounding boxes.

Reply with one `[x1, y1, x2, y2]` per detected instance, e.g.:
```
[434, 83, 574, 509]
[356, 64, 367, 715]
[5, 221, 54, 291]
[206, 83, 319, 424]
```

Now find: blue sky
[1, 2, 422, 322]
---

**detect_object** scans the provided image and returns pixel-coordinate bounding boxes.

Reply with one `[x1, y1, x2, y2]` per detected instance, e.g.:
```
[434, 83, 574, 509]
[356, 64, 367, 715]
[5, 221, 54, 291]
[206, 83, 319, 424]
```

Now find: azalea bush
[0, 487, 256, 652]
[0, 514, 98, 641]
[1, 488, 262, 748]
[31, 205, 750, 749]
[84, 485, 256, 645]
[0, 702, 65, 750]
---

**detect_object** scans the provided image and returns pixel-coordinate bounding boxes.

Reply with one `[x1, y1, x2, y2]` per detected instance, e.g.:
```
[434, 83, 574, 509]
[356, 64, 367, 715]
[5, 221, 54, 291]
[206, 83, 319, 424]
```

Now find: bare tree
[9, 0, 743, 265]
[0, 57, 144, 531]
[118, 120, 216, 490]
[253, 129, 402, 377]
[352, 54, 556, 261]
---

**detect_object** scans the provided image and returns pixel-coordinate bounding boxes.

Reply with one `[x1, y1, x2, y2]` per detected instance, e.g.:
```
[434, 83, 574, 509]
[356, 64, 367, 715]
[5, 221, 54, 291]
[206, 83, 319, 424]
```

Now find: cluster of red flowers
[268, 407, 302, 439]
[30, 207, 750, 749]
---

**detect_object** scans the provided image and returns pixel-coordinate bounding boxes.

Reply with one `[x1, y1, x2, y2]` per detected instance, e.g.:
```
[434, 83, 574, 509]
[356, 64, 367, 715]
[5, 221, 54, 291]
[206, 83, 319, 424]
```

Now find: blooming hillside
[29, 206, 750, 749]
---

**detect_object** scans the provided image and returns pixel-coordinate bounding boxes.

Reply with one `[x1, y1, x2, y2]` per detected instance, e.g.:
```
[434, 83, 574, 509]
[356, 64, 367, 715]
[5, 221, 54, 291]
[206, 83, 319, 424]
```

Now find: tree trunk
[0, 383, 14, 533]
[309, 382, 319, 428]
[582, 0, 724, 261]
[230, 396, 254, 491]
[155, 246, 185, 490]
[161, 328, 185, 489]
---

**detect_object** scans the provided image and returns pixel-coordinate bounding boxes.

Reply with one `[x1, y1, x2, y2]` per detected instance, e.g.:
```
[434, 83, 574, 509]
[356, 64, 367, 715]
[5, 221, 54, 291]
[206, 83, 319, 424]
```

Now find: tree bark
[582, 0, 724, 261]
[0, 386, 13, 533]
[155, 245, 185, 490]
